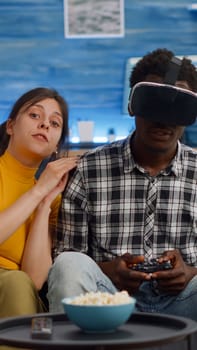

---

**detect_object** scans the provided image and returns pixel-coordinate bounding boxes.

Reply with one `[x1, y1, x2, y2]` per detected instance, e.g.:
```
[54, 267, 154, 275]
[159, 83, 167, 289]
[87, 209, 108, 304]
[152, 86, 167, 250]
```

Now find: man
[48, 48, 197, 321]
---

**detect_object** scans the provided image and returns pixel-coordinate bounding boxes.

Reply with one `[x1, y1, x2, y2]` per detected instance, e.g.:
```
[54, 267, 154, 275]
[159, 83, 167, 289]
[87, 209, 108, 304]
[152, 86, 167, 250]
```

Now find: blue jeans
[47, 252, 197, 321]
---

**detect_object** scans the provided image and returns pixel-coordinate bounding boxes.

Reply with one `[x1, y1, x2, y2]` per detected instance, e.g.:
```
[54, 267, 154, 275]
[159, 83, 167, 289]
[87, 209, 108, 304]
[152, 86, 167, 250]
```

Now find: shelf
[68, 142, 107, 150]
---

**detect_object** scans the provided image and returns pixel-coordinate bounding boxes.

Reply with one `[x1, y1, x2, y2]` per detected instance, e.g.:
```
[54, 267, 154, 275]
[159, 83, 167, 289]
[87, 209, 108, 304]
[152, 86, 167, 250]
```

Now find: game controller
[129, 258, 172, 273]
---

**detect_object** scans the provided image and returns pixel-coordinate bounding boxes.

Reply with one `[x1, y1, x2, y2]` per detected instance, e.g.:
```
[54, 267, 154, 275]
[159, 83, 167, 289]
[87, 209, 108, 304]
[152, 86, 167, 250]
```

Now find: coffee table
[0, 312, 196, 349]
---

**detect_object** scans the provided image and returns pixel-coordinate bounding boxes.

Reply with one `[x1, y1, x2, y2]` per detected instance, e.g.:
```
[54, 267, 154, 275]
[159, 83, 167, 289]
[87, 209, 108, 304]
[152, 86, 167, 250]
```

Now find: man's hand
[151, 249, 197, 294]
[99, 253, 149, 295]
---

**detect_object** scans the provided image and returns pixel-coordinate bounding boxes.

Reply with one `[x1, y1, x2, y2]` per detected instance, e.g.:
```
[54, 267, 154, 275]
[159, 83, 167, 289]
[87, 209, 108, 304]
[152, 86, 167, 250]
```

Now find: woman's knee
[0, 270, 34, 293]
[0, 270, 41, 317]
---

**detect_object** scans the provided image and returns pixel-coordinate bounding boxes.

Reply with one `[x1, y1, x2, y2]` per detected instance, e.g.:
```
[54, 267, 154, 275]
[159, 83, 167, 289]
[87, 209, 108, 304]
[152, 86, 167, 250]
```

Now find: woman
[0, 87, 77, 318]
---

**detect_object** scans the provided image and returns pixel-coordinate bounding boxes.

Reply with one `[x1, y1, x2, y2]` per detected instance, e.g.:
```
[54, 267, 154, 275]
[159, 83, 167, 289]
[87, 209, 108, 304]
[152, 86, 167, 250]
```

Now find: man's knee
[51, 252, 95, 277]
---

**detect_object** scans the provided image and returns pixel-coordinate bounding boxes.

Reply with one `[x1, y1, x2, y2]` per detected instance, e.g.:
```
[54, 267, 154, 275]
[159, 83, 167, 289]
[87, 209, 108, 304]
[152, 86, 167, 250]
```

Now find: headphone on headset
[128, 56, 197, 126]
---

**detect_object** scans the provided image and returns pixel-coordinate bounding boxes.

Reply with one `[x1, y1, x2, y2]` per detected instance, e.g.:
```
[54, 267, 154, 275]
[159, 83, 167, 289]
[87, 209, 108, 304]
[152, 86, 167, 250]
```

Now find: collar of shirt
[122, 132, 181, 177]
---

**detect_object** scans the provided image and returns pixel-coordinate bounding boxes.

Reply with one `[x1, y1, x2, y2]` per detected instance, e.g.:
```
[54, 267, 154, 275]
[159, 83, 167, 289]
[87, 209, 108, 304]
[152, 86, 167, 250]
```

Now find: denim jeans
[47, 251, 197, 322]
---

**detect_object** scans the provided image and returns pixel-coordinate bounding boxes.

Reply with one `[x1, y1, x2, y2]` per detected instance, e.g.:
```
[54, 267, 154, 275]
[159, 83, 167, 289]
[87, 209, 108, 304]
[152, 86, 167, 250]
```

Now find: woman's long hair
[0, 87, 69, 156]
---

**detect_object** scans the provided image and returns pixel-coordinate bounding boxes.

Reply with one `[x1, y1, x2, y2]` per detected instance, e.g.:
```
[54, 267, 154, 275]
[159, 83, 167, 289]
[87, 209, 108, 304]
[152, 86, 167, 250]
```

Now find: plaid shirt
[54, 134, 197, 266]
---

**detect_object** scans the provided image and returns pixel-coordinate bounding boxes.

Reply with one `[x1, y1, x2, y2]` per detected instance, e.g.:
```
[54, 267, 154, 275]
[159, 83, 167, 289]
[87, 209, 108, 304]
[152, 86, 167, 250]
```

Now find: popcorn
[70, 291, 131, 305]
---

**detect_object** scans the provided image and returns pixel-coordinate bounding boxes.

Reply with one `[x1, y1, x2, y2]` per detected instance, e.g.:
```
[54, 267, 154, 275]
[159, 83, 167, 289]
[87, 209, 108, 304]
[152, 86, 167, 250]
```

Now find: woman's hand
[35, 157, 78, 200]
[0, 156, 78, 244]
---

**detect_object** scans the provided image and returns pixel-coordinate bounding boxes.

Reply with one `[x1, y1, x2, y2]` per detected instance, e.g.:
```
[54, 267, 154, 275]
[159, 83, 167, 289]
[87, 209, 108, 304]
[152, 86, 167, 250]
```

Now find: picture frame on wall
[64, 0, 125, 38]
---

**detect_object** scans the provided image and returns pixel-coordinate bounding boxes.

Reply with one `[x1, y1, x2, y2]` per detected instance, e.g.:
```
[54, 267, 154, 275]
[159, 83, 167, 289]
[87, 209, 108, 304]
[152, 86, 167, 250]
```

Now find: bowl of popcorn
[61, 291, 136, 333]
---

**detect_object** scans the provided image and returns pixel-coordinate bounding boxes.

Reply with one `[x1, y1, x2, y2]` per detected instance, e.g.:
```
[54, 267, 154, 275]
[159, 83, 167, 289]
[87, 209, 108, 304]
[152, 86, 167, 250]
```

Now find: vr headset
[128, 56, 197, 126]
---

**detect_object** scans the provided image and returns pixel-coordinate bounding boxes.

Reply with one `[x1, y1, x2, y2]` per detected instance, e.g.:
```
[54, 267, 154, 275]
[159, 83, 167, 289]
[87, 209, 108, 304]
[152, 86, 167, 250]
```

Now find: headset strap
[164, 56, 182, 85]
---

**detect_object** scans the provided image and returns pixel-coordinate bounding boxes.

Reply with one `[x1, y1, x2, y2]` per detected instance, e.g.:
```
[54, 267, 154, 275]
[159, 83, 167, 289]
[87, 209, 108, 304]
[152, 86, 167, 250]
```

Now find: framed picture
[64, 0, 125, 38]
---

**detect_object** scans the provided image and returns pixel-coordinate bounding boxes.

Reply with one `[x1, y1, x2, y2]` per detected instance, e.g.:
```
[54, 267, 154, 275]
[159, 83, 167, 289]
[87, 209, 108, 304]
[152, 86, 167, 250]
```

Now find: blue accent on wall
[0, 0, 197, 145]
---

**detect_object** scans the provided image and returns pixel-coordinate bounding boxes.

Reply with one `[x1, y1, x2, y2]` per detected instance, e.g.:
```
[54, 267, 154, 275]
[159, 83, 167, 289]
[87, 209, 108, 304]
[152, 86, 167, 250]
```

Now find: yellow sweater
[0, 151, 60, 270]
